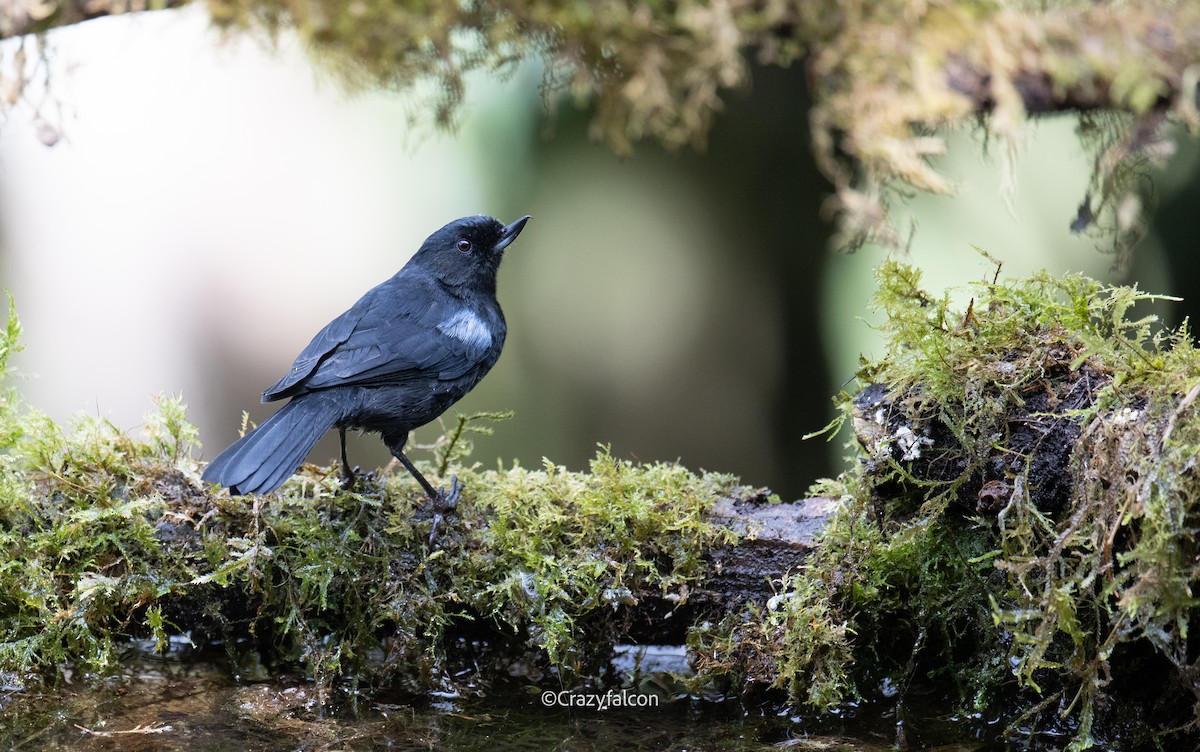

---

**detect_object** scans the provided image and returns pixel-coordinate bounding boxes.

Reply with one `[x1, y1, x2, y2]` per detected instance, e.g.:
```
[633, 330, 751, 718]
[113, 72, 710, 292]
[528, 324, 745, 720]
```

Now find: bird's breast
[437, 308, 494, 350]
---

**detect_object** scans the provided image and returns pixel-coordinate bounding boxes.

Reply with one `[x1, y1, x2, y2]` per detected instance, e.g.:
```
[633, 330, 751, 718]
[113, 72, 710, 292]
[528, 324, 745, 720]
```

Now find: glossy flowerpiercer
[202, 214, 531, 504]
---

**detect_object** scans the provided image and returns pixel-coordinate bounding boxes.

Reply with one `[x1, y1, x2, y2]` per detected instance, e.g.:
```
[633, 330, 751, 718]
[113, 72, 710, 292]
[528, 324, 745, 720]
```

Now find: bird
[201, 214, 530, 506]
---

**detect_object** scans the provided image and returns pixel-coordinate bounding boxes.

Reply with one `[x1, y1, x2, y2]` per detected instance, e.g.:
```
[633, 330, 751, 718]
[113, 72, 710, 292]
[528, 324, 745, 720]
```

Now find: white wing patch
[438, 309, 493, 349]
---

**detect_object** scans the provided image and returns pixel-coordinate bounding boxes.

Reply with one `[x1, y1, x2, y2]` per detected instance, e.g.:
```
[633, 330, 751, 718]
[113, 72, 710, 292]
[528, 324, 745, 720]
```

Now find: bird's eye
[456, 239, 472, 253]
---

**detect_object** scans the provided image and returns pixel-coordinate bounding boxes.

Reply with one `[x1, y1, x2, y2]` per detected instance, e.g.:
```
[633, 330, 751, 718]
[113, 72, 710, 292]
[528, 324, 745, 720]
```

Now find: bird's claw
[438, 475, 461, 510]
[339, 465, 374, 490]
[428, 476, 461, 545]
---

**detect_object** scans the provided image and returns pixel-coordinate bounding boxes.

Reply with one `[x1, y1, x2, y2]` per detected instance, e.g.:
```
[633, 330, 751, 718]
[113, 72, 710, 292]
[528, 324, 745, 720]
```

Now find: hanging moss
[6, 2, 1200, 255]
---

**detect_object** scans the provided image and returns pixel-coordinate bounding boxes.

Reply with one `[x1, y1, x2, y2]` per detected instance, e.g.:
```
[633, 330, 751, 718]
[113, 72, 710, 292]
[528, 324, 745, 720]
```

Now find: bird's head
[415, 214, 530, 291]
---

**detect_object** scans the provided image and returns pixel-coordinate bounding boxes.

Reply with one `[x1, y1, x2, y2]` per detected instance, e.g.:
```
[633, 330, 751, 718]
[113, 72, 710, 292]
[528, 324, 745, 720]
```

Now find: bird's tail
[201, 394, 341, 495]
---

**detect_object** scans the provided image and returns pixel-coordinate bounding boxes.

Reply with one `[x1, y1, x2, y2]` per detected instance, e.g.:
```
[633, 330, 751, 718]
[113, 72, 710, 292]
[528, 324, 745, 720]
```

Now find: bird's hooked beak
[494, 215, 531, 252]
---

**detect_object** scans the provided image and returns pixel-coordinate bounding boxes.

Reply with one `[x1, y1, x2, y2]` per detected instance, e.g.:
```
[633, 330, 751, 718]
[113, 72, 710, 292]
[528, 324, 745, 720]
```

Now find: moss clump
[452, 454, 737, 678]
[716, 260, 1200, 748]
[0, 294, 738, 696]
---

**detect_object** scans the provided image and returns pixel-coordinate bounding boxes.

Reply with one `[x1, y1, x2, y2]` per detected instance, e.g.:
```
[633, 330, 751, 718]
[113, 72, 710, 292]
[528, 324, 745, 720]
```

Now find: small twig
[74, 723, 174, 736]
[435, 415, 469, 477]
[1160, 380, 1200, 451]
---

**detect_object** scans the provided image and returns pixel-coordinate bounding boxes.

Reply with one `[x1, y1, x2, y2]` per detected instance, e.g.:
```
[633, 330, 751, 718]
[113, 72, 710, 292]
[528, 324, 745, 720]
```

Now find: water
[0, 647, 1000, 751]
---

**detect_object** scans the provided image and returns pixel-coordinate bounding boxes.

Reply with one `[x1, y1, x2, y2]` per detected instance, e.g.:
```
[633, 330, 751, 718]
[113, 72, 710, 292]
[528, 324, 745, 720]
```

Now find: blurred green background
[1, 8, 1197, 501]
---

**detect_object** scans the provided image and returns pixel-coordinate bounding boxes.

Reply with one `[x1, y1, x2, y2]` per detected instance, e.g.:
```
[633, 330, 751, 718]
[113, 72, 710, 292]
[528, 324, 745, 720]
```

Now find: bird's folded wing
[262, 288, 491, 400]
[262, 299, 369, 401]
[301, 321, 487, 390]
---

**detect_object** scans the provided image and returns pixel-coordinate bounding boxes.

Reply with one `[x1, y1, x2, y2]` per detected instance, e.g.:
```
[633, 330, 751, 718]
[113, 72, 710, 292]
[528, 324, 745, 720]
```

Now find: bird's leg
[337, 428, 375, 490]
[426, 475, 461, 545]
[388, 441, 460, 544]
[338, 427, 356, 489]
[390, 448, 446, 500]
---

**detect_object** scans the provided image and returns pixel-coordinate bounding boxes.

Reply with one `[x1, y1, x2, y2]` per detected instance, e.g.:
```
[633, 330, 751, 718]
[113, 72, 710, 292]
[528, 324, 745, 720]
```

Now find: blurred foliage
[2, 0, 1199, 252]
[211, 0, 1200, 254]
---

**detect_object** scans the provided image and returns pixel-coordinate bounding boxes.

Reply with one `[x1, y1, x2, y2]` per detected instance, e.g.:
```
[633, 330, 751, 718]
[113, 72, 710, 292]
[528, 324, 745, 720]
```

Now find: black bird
[202, 214, 530, 503]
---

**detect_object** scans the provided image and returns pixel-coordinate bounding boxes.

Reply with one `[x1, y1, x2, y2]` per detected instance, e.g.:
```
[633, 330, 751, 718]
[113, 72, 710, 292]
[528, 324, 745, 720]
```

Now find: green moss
[456, 453, 736, 673]
[736, 261, 1200, 748]
[181, 447, 737, 691]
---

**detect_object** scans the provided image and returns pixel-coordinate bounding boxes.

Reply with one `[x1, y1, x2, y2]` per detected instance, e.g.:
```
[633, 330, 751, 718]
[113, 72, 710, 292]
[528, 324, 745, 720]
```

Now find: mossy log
[0, 405, 838, 699]
[142, 475, 836, 651]
[0, 290, 843, 705]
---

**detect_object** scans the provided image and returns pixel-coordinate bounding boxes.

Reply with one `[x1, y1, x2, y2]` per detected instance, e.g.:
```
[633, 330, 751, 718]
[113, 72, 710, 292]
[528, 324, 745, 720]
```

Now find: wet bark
[619, 494, 837, 644]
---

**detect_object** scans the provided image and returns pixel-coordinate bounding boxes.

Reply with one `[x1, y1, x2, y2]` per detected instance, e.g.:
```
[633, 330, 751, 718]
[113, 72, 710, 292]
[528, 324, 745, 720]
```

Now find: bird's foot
[428, 476, 461, 545]
[438, 476, 461, 510]
[339, 465, 375, 491]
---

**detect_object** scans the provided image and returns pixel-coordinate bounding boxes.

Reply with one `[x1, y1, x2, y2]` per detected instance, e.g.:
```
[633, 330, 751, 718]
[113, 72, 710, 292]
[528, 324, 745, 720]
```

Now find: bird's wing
[300, 306, 494, 390]
[261, 295, 373, 401]
[263, 280, 495, 400]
